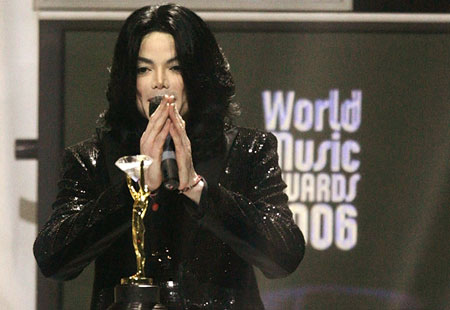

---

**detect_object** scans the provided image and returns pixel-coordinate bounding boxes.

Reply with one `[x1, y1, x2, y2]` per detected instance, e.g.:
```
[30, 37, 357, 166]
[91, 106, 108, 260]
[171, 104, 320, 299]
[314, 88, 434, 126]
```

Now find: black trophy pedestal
[107, 284, 167, 310]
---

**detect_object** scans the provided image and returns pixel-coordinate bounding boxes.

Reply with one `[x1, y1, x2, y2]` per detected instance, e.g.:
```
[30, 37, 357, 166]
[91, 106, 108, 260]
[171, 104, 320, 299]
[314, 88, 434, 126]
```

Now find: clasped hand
[140, 95, 202, 203]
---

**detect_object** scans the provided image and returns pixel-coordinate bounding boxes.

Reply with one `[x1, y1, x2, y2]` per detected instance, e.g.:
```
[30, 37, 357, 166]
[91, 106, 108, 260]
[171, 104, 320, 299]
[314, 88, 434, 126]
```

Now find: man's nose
[152, 69, 168, 89]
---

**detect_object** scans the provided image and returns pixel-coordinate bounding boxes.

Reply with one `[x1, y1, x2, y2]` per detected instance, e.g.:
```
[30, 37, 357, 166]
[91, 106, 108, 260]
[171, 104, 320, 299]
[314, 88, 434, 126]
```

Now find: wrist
[178, 175, 203, 194]
[180, 175, 204, 205]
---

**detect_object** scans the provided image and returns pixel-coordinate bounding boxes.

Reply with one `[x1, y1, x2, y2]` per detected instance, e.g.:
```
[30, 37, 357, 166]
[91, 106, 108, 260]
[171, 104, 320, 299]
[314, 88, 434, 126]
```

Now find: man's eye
[137, 67, 149, 74]
[170, 65, 181, 72]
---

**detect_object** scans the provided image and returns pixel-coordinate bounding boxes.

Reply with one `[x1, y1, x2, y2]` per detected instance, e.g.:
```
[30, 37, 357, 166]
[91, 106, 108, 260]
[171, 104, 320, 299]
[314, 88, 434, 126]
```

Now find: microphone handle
[161, 135, 179, 191]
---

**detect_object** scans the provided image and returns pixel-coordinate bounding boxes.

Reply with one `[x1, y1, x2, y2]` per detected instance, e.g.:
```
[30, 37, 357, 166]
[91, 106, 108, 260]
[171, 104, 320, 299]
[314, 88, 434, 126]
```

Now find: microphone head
[149, 96, 164, 117]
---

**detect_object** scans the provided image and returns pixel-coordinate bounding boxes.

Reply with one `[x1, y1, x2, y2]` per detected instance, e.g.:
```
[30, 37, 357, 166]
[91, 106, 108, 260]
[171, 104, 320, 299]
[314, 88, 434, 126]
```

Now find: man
[34, 4, 305, 309]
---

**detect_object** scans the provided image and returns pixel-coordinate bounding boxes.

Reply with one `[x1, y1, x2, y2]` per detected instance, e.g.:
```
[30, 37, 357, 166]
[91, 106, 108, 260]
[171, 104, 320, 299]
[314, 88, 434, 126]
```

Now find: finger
[174, 104, 186, 129]
[168, 103, 186, 132]
[147, 97, 163, 119]
[153, 119, 171, 157]
[143, 101, 170, 144]
[149, 99, 170, 124]
[149, 94, 174, 128]
[168, 105, 191, 155]
[168, 121, 182, 155]
[150, 94, 174, 120]
[169, 123, 192, 189]
[146, 95, 173, 135]
[142, 118, 170, 157]
[142, 119, 171, 190]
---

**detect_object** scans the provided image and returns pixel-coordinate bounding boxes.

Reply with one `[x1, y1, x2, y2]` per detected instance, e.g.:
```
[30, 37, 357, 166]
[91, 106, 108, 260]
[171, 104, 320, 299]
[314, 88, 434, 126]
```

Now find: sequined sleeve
[189, 129, 305, 278]
[33, 140, 132, 280]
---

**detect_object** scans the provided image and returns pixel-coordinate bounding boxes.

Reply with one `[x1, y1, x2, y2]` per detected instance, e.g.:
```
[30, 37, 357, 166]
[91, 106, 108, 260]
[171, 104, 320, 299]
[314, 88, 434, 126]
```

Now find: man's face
[136, 31, 188, 119]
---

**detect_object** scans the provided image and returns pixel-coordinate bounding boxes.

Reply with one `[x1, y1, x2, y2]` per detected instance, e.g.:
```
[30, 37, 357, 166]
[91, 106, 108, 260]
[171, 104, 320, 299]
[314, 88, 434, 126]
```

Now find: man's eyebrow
[137, 56, 178, 64]
[137, 57, 153, 64]
[166, 57, 179, 64]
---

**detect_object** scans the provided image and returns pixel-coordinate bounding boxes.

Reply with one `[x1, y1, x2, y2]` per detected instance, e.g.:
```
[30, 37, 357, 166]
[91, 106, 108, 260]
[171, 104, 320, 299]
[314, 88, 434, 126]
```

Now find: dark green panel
[64, 31, 117, 147]
[63, 29, 450, 310]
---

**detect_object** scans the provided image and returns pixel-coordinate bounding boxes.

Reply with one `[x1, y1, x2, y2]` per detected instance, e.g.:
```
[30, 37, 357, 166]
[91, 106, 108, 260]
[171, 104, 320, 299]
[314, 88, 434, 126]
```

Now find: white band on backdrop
[37, 11, 450, 23]
[0, 1, 38, 309]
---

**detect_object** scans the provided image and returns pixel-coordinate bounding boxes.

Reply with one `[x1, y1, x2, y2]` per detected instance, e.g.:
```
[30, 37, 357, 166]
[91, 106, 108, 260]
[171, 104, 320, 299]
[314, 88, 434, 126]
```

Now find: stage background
[3, 1, 449, 309]
[59, 26, 449, 310]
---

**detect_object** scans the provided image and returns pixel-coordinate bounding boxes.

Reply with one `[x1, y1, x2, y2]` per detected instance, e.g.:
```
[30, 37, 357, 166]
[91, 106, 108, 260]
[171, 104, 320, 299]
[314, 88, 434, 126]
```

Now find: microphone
[149, 96, 179, 191]
[149, 96, 163, 116]
[161, 135, 179, 191]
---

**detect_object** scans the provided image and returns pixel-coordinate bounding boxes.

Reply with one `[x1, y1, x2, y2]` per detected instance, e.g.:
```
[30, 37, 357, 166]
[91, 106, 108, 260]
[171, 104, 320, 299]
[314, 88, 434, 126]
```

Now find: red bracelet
[178, 175, 204, 194]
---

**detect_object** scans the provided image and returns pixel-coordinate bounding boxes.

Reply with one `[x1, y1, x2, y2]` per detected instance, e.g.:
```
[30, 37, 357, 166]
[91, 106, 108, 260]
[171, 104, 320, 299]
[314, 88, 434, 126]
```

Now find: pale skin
[136, 31, 204, 204]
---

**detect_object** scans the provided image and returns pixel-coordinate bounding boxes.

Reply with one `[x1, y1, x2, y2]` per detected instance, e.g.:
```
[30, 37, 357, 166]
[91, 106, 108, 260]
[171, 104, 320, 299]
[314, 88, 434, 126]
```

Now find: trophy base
[121, 276, 154, 285]
[106, 283, 167, 310]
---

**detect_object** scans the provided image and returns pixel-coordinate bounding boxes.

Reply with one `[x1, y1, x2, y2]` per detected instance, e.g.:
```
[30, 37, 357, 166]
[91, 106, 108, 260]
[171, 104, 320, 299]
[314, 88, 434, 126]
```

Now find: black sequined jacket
[34, 125, 305, 310]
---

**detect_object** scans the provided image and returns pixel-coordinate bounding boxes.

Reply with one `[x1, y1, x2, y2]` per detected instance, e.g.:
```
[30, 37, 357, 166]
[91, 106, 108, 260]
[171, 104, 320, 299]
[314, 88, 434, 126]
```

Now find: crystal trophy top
[115, 155, 153, 182]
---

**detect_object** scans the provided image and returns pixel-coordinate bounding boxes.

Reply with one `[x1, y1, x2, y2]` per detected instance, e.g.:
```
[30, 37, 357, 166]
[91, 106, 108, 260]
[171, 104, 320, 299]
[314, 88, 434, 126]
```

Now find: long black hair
[104, 4, 238, 160]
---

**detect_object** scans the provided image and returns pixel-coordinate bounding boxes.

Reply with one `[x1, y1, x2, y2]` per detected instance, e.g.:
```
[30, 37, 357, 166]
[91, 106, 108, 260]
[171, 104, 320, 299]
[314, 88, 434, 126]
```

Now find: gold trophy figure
[123, 161, 152, 285]
[112, 155, 167, 310]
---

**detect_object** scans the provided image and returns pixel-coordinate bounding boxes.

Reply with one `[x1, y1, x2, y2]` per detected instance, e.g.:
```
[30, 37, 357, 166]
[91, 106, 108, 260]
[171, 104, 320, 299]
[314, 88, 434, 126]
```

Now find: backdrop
[61, 27, 450, 310]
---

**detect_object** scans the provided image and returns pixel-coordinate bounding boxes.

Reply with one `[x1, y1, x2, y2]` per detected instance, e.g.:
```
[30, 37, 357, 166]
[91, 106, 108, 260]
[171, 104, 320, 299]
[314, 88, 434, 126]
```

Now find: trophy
[107, 155, 167, 310]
